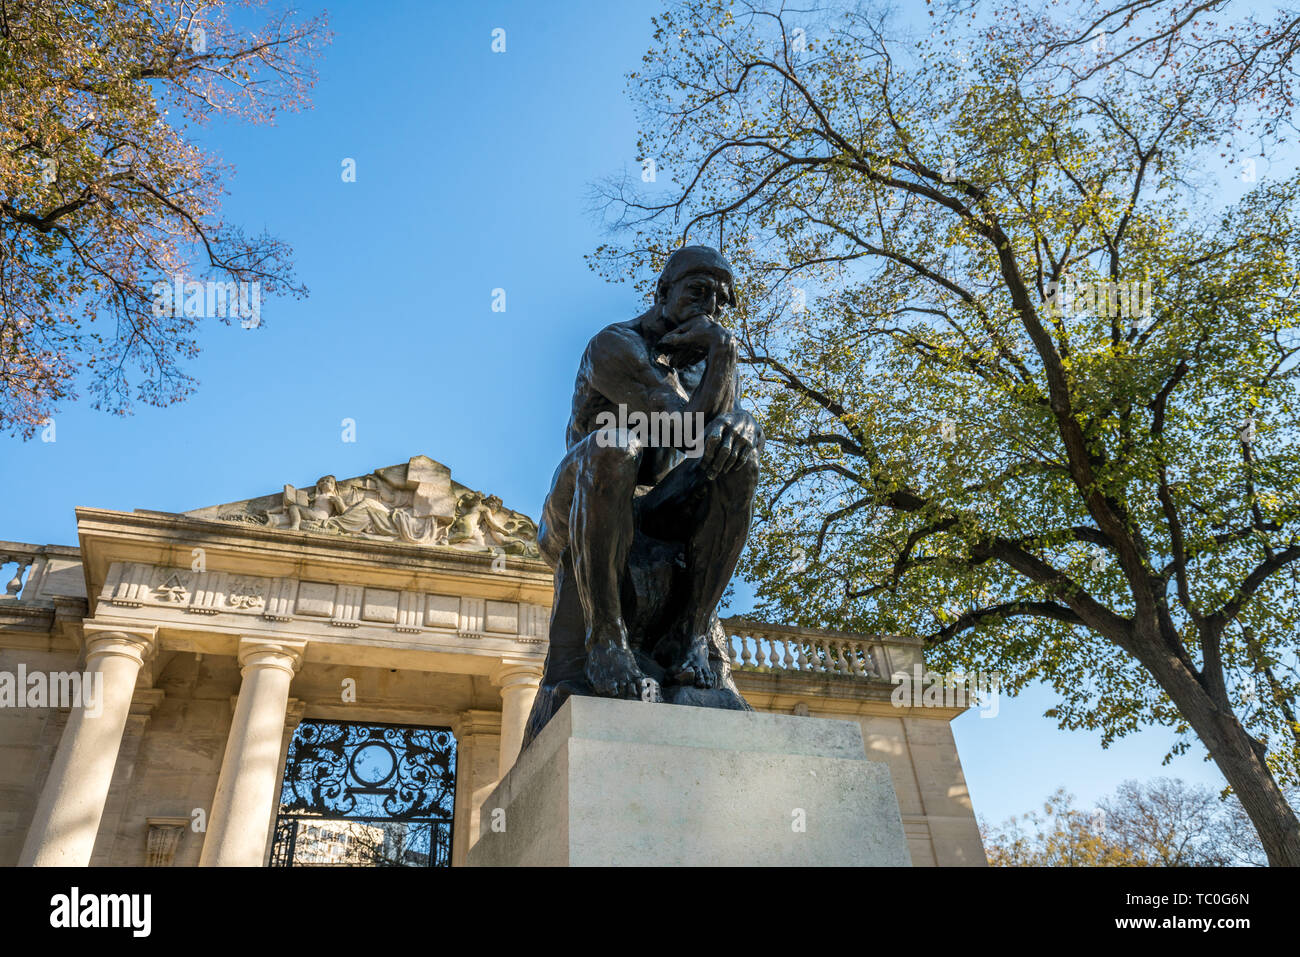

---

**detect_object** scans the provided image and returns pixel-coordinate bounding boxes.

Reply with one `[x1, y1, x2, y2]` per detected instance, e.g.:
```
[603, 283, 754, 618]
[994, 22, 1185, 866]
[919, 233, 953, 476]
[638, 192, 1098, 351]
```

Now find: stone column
[491, 657, 544, 778]
[260, 698, 305, 866]
[19, 625, 157, 866]
[199, 638, 306, 867]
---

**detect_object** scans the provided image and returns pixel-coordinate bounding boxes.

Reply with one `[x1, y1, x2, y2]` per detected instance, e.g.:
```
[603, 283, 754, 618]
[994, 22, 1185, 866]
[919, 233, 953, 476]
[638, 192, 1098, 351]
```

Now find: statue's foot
[586, 634, 659, 700]
[671, 635, 715, 689]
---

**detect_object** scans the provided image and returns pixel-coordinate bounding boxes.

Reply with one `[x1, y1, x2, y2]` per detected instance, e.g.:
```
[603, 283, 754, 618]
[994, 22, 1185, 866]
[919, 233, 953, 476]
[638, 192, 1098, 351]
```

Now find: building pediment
[184, 455, 540, 559]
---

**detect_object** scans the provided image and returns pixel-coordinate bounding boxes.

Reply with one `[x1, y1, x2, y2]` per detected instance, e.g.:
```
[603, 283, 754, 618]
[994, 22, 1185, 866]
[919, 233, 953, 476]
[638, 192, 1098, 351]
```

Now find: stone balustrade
[720, 616, 921, 681]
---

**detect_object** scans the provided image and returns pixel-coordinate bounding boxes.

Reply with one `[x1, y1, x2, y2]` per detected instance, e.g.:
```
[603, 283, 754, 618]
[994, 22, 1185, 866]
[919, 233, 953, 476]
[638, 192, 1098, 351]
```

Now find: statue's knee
[717, 451, 759, 500]
[589, 428, 645, 473]
[733, 450, 759, 487]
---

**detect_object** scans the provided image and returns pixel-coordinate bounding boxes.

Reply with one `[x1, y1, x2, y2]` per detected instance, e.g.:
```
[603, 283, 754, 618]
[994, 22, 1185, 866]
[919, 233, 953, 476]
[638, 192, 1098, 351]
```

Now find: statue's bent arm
[583, 323, 738, 440]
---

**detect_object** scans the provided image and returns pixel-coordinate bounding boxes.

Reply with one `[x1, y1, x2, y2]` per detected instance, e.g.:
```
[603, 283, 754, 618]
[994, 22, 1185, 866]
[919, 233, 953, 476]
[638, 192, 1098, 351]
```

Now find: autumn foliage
[0, 0, 328, 437]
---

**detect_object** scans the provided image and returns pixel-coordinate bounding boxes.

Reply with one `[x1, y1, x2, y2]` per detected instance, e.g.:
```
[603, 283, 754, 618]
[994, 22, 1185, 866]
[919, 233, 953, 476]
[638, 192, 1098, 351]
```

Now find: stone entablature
[100, 562, 549, 645]
[68, 492, 556, 677]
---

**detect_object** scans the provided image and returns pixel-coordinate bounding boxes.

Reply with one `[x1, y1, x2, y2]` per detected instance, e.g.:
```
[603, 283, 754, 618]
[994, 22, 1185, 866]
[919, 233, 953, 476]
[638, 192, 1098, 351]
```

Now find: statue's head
[316, 475, 337, 494]
[654, 245, 736, 325]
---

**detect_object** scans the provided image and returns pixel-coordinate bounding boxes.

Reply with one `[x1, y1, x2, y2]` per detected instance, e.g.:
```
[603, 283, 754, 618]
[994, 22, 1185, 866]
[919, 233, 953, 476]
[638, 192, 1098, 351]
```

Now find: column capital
[146, 818, 190, 867]
[236, 637, 307, 677]
[81, 623, 158, 667]
[490, 656, 544, 688]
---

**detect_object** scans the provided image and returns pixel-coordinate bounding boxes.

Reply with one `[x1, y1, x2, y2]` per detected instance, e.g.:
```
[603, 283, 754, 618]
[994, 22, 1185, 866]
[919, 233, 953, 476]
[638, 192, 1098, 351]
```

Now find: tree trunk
[1152, 649, 1300, 865]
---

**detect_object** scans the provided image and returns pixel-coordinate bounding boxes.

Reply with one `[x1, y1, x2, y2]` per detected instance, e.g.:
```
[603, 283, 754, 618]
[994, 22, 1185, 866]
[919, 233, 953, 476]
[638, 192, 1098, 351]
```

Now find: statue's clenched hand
[701, 410, 760, 480]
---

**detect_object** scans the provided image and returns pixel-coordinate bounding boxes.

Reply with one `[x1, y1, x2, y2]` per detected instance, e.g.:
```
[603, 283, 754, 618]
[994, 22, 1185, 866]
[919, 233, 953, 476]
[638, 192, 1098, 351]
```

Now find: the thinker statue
[522, 246, 762, 747]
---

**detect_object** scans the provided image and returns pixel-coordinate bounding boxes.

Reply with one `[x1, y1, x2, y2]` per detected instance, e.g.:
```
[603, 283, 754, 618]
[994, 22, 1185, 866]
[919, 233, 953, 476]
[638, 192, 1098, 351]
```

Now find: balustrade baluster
[741, 634, 756, 669]
[5, 560, 27, 598]
[863, 644, 880, 677]
[780, 637, 794, 671]
[847, 641, 865, 675]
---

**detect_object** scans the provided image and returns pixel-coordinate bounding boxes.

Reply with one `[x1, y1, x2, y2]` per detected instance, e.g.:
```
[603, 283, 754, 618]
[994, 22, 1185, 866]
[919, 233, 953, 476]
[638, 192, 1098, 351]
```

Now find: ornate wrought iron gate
[270, 719, 456, 867]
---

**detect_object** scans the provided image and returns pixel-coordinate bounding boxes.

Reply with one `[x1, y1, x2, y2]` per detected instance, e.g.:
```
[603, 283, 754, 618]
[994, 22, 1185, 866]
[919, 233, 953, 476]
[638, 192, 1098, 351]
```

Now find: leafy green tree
[593, 0, 1300, 862]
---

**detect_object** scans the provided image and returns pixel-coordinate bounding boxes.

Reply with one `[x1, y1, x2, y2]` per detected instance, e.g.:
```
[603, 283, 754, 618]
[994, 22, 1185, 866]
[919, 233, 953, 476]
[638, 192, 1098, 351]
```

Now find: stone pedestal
[467, 696, 911, 867]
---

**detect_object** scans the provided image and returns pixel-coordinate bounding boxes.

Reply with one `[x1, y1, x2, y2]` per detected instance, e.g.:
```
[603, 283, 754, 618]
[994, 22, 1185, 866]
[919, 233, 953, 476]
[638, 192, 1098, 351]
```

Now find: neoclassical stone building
[0, 455, 986, 867]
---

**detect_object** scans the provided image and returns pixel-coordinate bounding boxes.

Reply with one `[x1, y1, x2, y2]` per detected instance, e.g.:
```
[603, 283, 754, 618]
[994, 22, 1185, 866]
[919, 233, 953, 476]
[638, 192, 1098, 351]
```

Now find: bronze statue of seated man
[523, 246, 763, 747]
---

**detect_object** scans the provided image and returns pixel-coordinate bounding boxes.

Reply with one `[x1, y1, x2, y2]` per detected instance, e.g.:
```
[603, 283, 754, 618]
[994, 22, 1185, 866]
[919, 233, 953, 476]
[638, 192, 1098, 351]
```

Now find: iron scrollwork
[271, 720, 456, 867]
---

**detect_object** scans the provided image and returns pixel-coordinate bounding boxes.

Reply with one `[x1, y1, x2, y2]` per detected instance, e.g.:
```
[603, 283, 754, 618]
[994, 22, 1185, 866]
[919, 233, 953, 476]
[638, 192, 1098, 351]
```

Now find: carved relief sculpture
[187, 456, 540, 559]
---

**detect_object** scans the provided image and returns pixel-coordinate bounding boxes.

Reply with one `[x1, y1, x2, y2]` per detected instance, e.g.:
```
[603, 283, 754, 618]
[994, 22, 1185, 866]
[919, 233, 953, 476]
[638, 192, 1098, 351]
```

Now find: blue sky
[0, 0, 1239, 826]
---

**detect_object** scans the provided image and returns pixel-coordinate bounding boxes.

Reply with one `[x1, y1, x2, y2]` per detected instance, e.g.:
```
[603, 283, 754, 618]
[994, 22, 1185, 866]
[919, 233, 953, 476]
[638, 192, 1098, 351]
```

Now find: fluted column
[19, 625, 157, 866]
[491, 657, 544, 777]
[199, 638, 306, 866]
